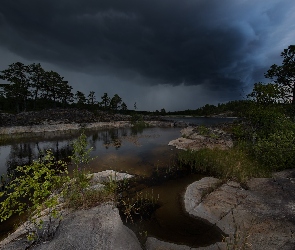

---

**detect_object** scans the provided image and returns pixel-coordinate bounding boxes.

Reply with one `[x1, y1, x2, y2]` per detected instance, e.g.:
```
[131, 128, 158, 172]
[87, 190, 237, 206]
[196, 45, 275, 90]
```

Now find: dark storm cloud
[0, 0, 294, 96]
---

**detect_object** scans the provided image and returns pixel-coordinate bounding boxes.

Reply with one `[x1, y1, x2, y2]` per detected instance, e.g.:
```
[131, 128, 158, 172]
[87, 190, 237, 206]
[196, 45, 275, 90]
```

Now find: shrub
[0, 150, 69, 241]
[0, 132, 112, 242]
[253, 130, 295, 170]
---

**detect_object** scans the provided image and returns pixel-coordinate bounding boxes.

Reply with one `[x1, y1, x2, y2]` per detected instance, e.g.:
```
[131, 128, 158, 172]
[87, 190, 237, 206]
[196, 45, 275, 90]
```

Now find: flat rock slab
[1, 204, 142, 250]
[184, 170, 295, 249]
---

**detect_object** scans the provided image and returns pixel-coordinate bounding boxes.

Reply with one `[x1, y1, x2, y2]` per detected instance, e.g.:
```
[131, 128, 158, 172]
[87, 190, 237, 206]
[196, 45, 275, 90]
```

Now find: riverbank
[0, 109, 190, 135]
[0, 120, 183, 135]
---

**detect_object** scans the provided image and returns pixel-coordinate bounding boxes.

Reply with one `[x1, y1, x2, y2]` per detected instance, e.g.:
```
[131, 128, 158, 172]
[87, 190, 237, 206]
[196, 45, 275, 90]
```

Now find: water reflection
[0, 127, 181, 178]
[3, 140, 73, 179]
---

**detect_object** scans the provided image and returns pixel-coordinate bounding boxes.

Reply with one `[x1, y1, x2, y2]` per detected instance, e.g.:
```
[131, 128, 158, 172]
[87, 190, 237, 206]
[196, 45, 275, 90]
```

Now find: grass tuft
[177, 143, 270, 183]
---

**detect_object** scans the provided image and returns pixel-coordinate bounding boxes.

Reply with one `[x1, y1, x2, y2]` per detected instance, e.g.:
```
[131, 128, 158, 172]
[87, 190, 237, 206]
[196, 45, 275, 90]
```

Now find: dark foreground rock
[35, 204, 142, 250]
[184, 170, 295, 249]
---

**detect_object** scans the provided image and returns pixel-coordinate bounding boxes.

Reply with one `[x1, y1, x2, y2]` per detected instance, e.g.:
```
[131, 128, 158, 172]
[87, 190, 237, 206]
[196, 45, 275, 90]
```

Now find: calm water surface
[0, 118, 230, 246]
[0, 127, 181, 178]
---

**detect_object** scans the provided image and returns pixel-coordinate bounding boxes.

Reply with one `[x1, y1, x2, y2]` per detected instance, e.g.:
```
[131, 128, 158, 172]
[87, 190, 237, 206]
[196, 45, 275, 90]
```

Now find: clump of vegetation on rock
[0, 132, 114, 244]
[0, 150, 69, 242]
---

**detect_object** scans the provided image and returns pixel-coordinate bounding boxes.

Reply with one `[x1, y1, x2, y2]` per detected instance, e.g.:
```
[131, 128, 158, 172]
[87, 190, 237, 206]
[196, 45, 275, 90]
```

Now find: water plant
[118, 190, 160, 224]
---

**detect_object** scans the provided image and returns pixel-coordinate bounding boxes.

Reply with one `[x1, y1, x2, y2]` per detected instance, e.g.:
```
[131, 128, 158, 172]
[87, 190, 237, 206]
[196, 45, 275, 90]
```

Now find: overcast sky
[0, 0, 294, 111]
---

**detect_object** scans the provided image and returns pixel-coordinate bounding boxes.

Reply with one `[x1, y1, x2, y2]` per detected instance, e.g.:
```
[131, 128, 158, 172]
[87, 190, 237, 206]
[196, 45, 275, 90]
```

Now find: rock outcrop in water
[168, 126, 233, 151]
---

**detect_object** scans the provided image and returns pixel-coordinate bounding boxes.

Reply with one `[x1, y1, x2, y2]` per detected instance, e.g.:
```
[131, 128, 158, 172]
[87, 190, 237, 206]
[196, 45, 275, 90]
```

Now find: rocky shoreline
[0, 109, 189, 135]
[0, 170, 229, 250]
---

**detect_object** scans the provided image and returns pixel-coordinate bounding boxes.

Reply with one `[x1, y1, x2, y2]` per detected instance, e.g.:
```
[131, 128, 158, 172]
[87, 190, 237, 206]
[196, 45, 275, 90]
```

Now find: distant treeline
[166, 100, 251, 117]
[0, 62, 128, 113]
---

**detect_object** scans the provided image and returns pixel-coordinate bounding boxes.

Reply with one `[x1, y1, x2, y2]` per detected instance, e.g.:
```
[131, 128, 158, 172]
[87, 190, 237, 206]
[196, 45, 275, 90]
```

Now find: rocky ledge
[0, 170, 141, 250]
[184, 170, 295, 249]
[168, 126, 233, 151]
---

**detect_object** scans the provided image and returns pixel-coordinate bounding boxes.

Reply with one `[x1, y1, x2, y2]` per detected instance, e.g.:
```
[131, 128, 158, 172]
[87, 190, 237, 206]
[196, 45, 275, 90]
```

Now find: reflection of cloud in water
[88, 153, 155, 177]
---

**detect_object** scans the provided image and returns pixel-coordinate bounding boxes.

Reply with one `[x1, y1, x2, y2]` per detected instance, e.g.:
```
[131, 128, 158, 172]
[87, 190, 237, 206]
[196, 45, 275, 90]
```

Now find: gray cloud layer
[0, 0, 294, 110]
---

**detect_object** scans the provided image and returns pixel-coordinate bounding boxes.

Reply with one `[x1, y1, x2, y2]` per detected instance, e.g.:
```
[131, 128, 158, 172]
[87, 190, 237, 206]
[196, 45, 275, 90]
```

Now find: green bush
[253, 130, 295, 170]
[235, 103, 295, 171]
[0, 150, 69, 241]
[0, 132, 113, 242]
[243, 105, 292, 138]
[0, 150, 68, 221]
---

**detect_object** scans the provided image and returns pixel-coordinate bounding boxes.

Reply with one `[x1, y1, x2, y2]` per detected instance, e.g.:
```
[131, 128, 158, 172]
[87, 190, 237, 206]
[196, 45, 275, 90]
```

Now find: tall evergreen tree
[28, 63, 46, 109]
[110, 94, 122, 111]
[101, 93, 110, 110]
[75, 91, 86, 107]
[87, 91, 96, 106]
[0, 62, 31, 112]
[265, 45, 295, 104]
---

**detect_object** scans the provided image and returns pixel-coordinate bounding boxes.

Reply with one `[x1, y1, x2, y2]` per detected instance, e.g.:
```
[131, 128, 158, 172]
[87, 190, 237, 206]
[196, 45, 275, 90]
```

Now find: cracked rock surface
[184, 170, 295, 250]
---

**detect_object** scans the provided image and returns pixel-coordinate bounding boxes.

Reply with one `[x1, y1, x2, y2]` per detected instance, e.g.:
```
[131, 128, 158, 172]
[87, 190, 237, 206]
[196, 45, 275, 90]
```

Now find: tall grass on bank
[177, 144, 270, 183]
